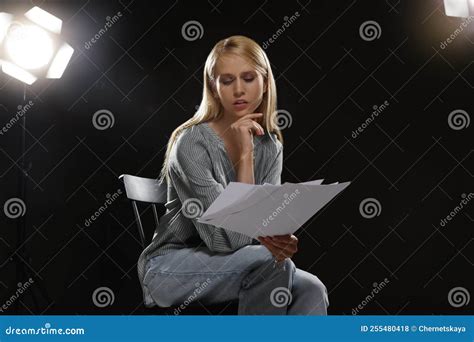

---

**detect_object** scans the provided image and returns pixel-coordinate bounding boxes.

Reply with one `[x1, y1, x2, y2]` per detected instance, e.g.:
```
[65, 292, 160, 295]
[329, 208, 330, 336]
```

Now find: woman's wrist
[236, 151, 255, 184]
[238, 150, 254, 163]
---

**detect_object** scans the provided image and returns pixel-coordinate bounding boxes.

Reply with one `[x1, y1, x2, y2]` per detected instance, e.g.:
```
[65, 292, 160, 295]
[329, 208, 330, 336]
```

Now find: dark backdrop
[0, 0, 472, 315]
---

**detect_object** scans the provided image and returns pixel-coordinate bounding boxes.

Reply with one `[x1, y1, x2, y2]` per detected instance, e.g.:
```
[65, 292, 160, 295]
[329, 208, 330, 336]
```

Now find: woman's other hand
[257, 234, 298, 262]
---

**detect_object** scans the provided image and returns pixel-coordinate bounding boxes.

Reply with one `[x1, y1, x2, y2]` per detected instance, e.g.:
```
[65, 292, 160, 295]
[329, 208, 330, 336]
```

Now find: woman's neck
[211, 111, 239, 138]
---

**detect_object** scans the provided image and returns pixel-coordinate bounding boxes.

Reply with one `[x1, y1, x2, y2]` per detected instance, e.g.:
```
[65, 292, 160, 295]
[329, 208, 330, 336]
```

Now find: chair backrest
[118, 174, 167, 248]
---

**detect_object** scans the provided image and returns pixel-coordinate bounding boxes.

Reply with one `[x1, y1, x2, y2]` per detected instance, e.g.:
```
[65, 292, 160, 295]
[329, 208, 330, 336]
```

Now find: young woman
[137, 35, 329, 315]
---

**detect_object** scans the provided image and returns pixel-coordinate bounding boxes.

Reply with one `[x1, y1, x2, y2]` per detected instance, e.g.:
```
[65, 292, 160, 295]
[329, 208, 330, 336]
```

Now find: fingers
[270, 234, 298, 245]
[258, 235, 295, 245]
[270, 234, 294, 241]
[257, 237, 278, 255]
[243, 113, 263, 120]
[265, 237, 297, 254]
[236, 120, 264, 136]
[251, 121, 264, 135]
[257, 236, 295, 261]
[260, 240, 287, 262]
[258, 235, 298, 254]
[236, 114, 265, 135]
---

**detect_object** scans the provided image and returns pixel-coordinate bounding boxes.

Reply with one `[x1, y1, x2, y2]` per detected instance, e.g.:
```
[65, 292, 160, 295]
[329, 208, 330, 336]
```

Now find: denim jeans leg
[143, 245, 274, 308]
[142, 244, 327, 315]
[238, 257, 296, 315]
[287, 268, 329, 315]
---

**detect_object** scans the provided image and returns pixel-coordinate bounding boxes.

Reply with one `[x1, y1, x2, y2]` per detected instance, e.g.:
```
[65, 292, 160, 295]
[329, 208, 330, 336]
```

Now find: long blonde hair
[158, 35, 283, 184]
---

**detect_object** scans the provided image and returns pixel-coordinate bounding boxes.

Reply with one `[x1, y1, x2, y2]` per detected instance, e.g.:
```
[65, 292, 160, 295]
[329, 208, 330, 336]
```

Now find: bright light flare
[5, 24, 54, 70]
[444, 0, 474, 17]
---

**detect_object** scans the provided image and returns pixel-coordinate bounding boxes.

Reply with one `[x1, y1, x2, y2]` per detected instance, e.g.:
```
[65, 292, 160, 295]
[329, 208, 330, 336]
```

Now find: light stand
[1, 6, 74, 313]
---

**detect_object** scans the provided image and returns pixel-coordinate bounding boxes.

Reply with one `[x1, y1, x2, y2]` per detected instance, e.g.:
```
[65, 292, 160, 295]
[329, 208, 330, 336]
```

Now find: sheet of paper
[201, 180, 325, 221]
[203, 182, 254, 218]
[197, 180, 350, 239]
[201, 182, 281, 221]
[295, 179, 325, 186]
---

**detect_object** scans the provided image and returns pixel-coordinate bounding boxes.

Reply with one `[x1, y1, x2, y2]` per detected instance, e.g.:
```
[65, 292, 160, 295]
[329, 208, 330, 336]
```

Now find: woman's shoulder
[170, 124, 210, 167]
[263, 130, 283, 154]
[174, 124, 208, 149]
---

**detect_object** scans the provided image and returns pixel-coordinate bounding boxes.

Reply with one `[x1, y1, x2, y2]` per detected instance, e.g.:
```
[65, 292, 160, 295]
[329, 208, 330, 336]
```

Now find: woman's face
[213, 53, 266, 119]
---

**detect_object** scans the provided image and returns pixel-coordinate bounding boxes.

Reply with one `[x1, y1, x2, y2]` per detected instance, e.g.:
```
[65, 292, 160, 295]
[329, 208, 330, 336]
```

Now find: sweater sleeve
[169, 131, 255, 253]
[261, 137, 283, 186]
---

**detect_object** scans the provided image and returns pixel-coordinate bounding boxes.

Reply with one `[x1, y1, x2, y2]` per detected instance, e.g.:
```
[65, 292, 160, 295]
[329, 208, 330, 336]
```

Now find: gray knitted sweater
[137, 121, 283, 306]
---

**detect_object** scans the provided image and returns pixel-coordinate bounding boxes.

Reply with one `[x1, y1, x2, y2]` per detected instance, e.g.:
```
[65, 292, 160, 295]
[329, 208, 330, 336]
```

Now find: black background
[0, 0, 472, 315]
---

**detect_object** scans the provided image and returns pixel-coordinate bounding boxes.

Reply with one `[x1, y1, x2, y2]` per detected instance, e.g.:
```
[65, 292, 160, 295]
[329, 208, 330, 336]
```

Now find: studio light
[443, 0, 474, 17]
[0, 6, 74, 85]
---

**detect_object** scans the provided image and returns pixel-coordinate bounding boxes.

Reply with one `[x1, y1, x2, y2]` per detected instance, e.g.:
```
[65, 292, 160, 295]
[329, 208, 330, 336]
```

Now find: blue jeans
[142, 245, 329, 315]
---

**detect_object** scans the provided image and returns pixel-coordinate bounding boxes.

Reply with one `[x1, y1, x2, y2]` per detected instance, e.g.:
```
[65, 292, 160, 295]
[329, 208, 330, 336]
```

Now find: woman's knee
[144, 274, 173, 307]
[294, 270, 329, 307]
[144, 270, 193, 308]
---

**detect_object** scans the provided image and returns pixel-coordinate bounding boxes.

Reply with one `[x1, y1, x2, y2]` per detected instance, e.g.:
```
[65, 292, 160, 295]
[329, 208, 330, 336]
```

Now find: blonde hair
[158, 35, 283, 184]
